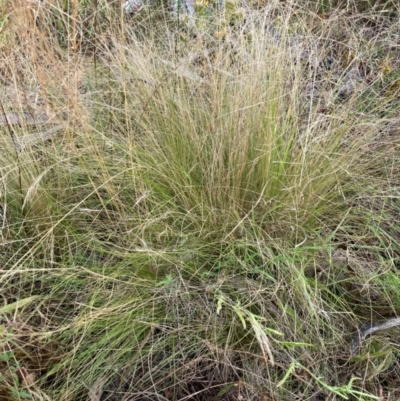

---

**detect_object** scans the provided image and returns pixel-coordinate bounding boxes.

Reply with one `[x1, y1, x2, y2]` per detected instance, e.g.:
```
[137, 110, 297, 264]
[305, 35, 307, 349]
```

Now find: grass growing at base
[1, 1, 400, 400]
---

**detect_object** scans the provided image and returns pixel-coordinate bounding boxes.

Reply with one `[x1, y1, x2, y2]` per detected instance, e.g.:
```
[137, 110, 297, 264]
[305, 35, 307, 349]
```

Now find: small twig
[351, 317, 400, 355]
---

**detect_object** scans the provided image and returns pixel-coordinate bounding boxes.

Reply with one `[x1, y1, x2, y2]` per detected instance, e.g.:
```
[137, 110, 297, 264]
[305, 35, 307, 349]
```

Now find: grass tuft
[1, 1, 400, 400]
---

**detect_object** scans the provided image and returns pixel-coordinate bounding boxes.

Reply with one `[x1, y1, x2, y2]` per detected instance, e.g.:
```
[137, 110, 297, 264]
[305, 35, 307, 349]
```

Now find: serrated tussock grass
[1, 3, 400, 400]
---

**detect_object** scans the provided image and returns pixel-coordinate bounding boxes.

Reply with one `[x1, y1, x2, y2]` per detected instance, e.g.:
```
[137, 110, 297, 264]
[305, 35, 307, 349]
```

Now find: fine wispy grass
[1, 0, 400, 400]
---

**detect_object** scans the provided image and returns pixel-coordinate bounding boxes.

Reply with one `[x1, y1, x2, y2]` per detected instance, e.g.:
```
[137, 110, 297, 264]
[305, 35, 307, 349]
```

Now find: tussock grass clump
[1, 1, 400, 400]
